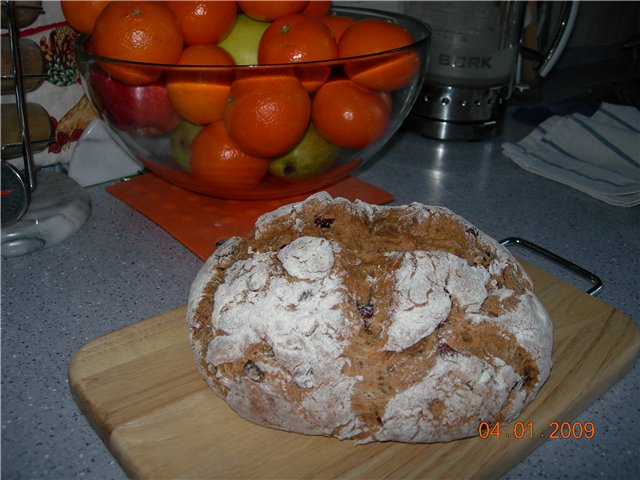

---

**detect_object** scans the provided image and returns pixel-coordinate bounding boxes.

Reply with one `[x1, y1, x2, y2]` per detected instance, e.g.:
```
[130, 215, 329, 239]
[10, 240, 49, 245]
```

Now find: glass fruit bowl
[75, 6, 430, 200]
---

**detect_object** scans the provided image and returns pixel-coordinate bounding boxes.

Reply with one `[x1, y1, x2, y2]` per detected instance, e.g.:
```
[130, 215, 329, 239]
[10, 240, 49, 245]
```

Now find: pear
[269, 123, 339, 181]
[218, 14, 270, 66]
[170, 121, 203, 172]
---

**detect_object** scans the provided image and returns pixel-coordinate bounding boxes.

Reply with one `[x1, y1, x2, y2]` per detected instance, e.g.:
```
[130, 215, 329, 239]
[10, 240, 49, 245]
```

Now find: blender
[403, 1, 579, 140]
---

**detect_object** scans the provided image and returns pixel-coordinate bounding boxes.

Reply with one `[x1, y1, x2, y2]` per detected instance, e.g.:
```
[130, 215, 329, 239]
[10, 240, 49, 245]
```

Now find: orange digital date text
[478, 421, 595, 440]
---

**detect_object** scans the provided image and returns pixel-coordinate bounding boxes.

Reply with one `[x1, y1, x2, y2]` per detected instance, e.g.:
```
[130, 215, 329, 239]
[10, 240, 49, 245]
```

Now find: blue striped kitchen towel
[502, 103, 640, 207]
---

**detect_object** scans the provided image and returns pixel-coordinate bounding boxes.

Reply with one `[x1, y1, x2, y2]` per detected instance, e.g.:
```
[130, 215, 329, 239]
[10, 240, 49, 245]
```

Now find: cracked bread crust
[187, 192, 553, 444]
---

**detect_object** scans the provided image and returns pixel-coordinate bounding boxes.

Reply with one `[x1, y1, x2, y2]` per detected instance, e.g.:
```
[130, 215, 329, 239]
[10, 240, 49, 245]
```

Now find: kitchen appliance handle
[538, 1, 580, 77]
[520, 1, 580, 78]
[500, 237, 603, 296]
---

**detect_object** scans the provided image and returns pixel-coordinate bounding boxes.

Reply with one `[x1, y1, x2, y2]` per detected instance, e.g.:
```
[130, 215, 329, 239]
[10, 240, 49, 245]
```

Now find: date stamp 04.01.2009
[478, 421, 595, 440]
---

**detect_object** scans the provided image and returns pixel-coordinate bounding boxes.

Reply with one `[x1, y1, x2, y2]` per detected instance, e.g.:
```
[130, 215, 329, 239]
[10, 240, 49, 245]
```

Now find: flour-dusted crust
[187, 193, 553, 444]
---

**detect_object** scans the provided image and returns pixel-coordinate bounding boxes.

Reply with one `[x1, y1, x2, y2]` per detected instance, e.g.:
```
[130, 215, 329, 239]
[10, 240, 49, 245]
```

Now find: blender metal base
[405, 83, 509, 141]
[403, 113, 503, 141]
[1, 171, 91, 257]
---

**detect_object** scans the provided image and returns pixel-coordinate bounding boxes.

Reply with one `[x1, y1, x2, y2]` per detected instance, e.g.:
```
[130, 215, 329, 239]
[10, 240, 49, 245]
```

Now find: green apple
[269, 123, 339, 181]
[218, 14, 270, 66]
[169, 121, 203, 172]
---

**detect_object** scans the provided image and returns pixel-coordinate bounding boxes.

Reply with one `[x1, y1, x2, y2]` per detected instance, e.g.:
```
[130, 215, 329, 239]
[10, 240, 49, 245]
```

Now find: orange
[258, 14, 337, 64]
[295, 64, 331, 92]
[165, 1, 237, 45]
[238, 1, 309, 22]
[302, 1, 331, 17]
[92, 1, 184, 85]
[311, 78, 389, 149]
[338, 19, 419, 91]
[223, 74, 311, 157]
[259, 14, 336, 91]
[343, 50, 420, 92]
[61, 0, 109, 34]
[191, 120, 270, 191]
[339, 19, 415, 58]
[378, 90, 393, 113]
[166, 44, 235, 125]
[318, 14, 355, 42]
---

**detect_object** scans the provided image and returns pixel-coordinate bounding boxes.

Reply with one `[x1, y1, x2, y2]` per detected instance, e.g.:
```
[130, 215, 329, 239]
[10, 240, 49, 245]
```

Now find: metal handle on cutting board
[500, 237, 603, 296]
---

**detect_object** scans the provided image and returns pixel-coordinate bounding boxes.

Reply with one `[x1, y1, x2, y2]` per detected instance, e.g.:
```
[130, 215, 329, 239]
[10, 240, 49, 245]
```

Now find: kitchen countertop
[2, 60, 639, 479]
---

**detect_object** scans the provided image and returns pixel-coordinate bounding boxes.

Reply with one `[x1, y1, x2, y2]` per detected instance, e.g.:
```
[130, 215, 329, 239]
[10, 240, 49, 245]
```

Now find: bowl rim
[75, 5, 431, 70]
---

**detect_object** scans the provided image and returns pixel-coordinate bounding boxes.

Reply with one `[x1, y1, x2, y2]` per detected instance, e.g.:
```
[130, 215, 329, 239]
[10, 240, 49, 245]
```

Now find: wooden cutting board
[68, 260, 639, 479]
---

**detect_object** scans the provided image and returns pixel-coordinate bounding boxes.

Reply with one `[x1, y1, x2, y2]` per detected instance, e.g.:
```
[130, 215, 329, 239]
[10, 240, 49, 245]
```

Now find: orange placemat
[106, 173, 394, 260]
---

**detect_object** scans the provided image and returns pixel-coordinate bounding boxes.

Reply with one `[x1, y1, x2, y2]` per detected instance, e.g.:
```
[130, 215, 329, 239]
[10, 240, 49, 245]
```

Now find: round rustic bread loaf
[187, 193, 553, 444]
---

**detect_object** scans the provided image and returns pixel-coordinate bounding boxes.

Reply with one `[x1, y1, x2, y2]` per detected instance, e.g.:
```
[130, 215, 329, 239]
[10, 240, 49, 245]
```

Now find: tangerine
[339, 19, 419, 91]
[311, 78, 389, 149]
[318, 14, 356, 42]
[238, 1, 309, 22]
[223, 74, 311, 158]
[378, 90, 393, 113]
[166, 44, 235, 125]
[165, 1, 237, 45]
[92, 1, 184, 85]
[191, 120, 270, 191]
[258, 14, 337, 64]
[258, 13, 336, 91]
[302, 1, 331, 17]
[339, 19, 415, 58]
[295, 64, 331, 92]
[61, 0, 109, 35]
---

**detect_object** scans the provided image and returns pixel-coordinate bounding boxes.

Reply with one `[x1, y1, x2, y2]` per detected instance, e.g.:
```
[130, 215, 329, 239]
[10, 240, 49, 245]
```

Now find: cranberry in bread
[187, 193, 552, 444]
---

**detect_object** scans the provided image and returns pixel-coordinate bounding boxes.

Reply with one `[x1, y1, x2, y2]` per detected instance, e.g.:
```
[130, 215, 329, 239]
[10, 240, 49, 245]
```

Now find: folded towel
[502, 103, 640, 207]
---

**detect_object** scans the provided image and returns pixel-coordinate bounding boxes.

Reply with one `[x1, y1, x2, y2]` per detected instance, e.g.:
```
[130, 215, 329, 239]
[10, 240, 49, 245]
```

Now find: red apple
[88, 67, 181, 136]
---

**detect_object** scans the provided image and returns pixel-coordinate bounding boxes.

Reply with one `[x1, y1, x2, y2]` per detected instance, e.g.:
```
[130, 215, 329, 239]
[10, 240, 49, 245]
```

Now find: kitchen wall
[559, 1, 639, 66]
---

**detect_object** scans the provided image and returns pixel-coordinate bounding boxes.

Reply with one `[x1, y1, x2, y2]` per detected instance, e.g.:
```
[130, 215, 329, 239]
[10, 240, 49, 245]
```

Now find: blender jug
[403, 1, 577, 140]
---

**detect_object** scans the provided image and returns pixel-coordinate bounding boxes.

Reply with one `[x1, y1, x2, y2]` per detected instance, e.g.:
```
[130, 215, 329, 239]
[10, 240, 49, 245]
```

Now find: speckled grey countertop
[2, 60, 639, 479]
